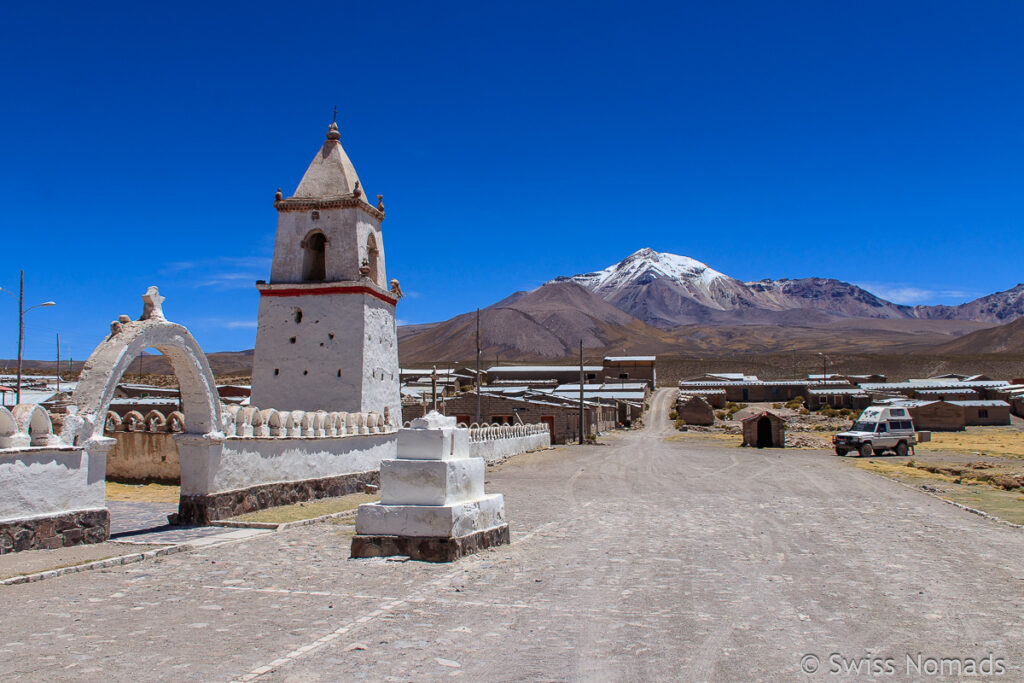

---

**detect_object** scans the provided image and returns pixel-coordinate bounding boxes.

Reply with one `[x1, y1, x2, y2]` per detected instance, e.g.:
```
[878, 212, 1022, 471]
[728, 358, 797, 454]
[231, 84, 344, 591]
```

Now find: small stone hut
[741, 411, 785, 448]
[676, 395, 714, 426]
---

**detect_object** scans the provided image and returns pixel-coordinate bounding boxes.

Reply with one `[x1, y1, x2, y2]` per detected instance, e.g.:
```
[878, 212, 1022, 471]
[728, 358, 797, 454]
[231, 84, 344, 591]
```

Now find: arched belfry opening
[366, 232, 380, 285]
[302, 231, 327, 282]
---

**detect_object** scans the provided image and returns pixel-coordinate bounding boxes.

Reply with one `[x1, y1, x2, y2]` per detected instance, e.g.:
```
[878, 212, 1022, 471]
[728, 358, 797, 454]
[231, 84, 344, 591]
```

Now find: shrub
[820, 406, 840, 418]
[674, 419, 687, 430]
[715, 410, 728, 420]
[772, 403, 782, 409]
[798, 408, 810, 416]
[668, 410, 679, 420]
[785, 396, 805, 410]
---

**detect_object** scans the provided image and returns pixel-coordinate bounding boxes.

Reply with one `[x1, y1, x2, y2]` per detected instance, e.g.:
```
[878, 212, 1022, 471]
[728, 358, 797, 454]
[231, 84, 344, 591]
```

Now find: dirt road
[3, 388, 1024, 681]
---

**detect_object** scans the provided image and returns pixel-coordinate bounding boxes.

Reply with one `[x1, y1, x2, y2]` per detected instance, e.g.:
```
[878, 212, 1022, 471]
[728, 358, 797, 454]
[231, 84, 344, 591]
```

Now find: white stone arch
[64, 314, 222, 445]
[13, 404, 56, 446]
[0, 406, 28, 449]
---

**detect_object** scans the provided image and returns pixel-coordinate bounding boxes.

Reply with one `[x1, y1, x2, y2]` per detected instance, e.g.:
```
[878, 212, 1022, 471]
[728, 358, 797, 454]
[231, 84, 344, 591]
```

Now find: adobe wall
[106, 432, 180, 483]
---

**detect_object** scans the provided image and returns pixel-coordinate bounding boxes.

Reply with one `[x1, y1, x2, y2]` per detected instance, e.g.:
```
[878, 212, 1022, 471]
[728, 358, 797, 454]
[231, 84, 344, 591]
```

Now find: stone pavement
[108, 500, 240, 545]
[3, 388, 1024, 681]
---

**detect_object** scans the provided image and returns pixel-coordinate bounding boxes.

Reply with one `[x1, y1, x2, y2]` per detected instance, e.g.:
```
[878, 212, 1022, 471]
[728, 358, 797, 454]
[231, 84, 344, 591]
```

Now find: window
[619, 373, 629, 379]
[366, 233, 380, 284]
[491, 415, 514, 425]
[979, 409, 989, 418]
[302, 232, 327, 281]
[586, 373, 597, 380]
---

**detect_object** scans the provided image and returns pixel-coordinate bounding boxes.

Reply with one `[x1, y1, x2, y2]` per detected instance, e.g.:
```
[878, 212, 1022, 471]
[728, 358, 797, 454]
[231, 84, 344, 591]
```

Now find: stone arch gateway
[65, 316, 222, 445]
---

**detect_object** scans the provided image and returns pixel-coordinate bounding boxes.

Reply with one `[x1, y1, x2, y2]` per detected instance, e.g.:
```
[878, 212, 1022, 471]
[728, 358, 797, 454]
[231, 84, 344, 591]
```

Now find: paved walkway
[3, 389, 1024, 681]
[108, 501, 234, 545]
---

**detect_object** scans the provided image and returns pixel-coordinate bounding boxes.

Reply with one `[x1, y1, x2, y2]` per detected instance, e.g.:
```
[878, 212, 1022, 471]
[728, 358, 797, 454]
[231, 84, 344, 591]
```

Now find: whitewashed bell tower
[251, 120, 401, 423]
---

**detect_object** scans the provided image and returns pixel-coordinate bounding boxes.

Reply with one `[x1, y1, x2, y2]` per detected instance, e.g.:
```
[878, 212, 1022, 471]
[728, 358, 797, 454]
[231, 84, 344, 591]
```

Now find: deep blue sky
[2, 1, 1022, 361]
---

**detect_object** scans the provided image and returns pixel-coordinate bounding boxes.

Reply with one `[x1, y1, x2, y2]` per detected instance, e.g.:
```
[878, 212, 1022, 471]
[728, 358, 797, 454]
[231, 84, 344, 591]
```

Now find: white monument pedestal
[351, 411, 509, 562]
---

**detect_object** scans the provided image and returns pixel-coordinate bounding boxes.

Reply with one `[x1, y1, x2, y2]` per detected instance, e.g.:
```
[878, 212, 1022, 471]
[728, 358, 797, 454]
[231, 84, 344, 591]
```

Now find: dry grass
[105, 481, 180, 503]
[666, 431, 743, 447]
[916, 427, 1024, 460]
[852, 458, 1024, 525]
[228, 493, 379, 524]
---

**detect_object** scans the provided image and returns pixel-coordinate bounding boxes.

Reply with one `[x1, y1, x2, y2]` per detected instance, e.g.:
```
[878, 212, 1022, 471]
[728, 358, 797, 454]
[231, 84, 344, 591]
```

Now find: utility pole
[56, 333, 60, 394]
[0, 270, 56, 404]
[475, 308, 481, 425]
[578, 339, 584, 445]
[430, 365, 438, 412]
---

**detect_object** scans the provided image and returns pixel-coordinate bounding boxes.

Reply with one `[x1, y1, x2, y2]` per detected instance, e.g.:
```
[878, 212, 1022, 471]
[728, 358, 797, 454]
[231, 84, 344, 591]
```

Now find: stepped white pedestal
[351, 411, 509, 562]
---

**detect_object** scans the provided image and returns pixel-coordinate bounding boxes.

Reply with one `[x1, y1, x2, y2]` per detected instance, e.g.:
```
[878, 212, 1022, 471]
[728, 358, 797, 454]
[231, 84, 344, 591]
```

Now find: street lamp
[0, 270, 56, 404]
[818, 352, 828, 383]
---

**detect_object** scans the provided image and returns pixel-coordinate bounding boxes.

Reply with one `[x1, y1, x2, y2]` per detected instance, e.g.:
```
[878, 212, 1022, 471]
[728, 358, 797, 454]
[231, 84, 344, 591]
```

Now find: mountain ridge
[550, 248, 1024, 327]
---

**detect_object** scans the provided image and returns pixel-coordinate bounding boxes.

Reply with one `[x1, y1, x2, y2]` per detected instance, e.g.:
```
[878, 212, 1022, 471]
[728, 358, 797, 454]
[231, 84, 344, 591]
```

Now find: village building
[948, 400, 1012, 426]
[407, 390, 619, 444]
[887, 400, 966, 431]
[602, 356, 657, 387]
[677, 379, 837, 403]
[806, 387, 871, 410]
[485, 365, 604, 386]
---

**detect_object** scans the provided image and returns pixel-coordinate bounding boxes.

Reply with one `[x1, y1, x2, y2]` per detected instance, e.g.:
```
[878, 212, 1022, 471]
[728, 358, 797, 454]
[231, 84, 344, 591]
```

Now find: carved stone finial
[141, 286, 166, 321]
[275, 188, 283, 201]
[389, 279, 404, 299]
[118, 314, 131, 324]
[359, 258, 371, 277]
[376, 194, 385, 212]
[326, 121, 340, 141]
[353, 180, 362, 198]
[110, 320, 122, 336]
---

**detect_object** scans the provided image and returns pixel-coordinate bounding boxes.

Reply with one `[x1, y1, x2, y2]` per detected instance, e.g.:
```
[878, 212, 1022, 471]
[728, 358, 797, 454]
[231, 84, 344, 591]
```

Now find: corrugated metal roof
[807, 388, 867, 395]
[860, 381, 1009, 391]
[913, 388, 978, 394]
[604, 356, 656, 362]
[947, 400, 1010, 407]
[486, 365, 603, 373]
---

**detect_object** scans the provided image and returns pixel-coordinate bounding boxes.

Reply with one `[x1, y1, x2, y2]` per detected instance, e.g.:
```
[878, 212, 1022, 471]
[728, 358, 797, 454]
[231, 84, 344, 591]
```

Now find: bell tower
[250, 121, 401, 423]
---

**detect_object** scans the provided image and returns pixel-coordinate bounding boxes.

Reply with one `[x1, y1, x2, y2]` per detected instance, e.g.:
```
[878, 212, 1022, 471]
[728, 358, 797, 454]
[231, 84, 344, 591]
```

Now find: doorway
[756, 416, 773, 448]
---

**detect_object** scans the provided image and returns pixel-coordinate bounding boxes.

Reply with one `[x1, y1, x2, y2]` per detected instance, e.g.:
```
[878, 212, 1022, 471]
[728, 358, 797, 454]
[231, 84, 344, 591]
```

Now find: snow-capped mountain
[549, 248, 1024, 328]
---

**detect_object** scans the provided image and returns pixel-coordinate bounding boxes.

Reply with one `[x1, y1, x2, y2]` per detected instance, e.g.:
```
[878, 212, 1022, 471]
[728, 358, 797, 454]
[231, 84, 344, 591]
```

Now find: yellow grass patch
[105, 481, 180, 503]
[917, 427, 1024, 459]
[666, 431, 743, 447]
[228, 493, 380, 524]
[852, 458, 1024, 525]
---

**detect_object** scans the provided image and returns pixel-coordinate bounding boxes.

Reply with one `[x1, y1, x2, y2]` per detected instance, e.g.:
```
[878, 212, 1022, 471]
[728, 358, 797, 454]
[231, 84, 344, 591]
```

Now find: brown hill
[930, 316, 1024, 354]
[397, 281, 681, 364]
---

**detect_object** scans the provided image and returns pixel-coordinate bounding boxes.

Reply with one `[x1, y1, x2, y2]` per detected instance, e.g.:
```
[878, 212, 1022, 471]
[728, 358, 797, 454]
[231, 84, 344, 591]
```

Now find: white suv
[833, 406, 917, 457]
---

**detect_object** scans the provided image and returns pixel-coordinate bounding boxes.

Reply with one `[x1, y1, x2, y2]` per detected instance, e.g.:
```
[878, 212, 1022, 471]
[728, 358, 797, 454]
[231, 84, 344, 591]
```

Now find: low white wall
[106, 432, 180, 482]
[0, 447, 106, 522]
[469, 433, 550, 463]
[210, 433, 398, 494]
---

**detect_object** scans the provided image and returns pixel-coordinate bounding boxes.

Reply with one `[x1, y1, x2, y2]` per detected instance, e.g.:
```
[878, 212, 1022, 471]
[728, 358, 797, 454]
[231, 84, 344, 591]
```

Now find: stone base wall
[178, 470, 380, 525]
[350, 524, 510, 563]
[0, 509, 110, 554]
